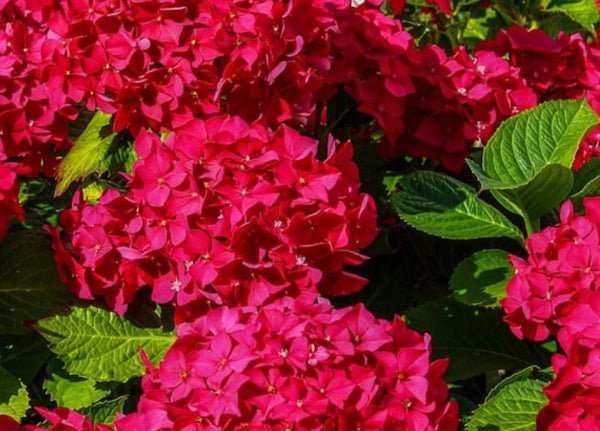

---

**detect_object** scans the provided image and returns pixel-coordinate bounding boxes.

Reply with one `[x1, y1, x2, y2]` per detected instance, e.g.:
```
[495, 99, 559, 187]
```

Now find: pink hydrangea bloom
[51, 116, 378, 316]
[503, 197, 600, 429]
[475, 26, 600, 168]
[114, 295, 459, 431]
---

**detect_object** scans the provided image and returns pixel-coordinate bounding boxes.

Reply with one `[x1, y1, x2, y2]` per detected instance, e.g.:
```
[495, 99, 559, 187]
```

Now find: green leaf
[0, 366, 29, 421]
[471, 99, 598, 225]
[466, 159, 508, 190]
[391, 171, 523, 241]
[485, 366, 541, 402]
[405, 299, 550, 381]
[541, 0, 600, 32]
[460, 7, 503, 48]
[571, 157, 600, 210]
[482, 99, 598, 188]
[467, 380, 547, 430]
[36, 305, 175, 382]
[450, 249, 514, 307]
[492, 164, 574, 219]
[55, 111, 116, 196]
[0, 232, 72, 334]
[107, 135, 137, 175]
[0, 331, 51, 383]
[540, 12, 582, 37]
[79, 397, 127, 426]
[44, 359, 114, 410]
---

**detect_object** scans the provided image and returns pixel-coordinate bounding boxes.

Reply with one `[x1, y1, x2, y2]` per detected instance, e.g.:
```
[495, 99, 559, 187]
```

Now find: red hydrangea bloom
[475, 26, 600, 168]
[396, 43, 537, 171]
[502, 199, 600, 342]
[0, 2, 78, 178]
[114, 295, 459, 431]
[503, 197, 600, 429]
[6, 0, 600, 192]
[537, 340, 600, 430]
[51, 116, 378, 316]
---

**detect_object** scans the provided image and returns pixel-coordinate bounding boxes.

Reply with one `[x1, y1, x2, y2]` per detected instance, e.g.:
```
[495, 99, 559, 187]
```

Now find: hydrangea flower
[114, 295, 459, 431]
[503, 197, 600, 429]
[51, 116, 378, 316]
[475, 26, 600, 168]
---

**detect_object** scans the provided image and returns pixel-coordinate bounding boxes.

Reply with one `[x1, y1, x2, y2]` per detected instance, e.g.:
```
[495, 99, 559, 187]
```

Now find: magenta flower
[111, 297, 458, 430]
[53, 117, 377, 316]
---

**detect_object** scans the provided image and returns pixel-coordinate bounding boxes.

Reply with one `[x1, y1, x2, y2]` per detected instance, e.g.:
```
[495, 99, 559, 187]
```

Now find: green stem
[523, 213, 541, 237]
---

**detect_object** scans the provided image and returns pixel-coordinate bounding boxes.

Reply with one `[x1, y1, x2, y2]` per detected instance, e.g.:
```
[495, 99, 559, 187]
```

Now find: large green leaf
[541, 0, 600, 32]
[405, 299, 550, 381]
[482, 99, 598, 187]
[391, 171, 523, 241]
[467, 380, 547, 430]
[450, 249, 514, 307]
[55, 111, 116, 196]
[469, 99, 598, 227]
[0, 366, 29, 421]
[0, 232, 72, 334]
[44, 359, 115, 409]
[36, 305, 176, 382]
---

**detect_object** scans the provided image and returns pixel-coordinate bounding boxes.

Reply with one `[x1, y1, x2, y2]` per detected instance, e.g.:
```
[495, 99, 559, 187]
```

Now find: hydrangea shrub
[3, 0, 600, 430]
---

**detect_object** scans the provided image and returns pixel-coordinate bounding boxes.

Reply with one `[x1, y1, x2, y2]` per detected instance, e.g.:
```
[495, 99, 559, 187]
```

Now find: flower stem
[523, 213, 540, 237]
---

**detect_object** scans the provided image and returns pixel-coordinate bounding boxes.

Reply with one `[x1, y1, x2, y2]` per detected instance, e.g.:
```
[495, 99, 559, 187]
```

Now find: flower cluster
[0, 0, 419, 146]
[395, 44, 537, 171]
[0, 0, 383, 236]
[5, 0, 595, 182]
[0, 0, 448, 240]
[4, 0, 600, 224]
[51, 116, 377, 316]
[113, 295, 459, 431]
[476, 26, 600, 168]
[0, 2, 76, 177]
[315, 10, 540, 171]
[502, 197, 600, 429]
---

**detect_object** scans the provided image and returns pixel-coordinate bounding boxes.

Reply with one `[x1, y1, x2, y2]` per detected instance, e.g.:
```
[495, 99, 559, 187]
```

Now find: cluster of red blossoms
[0, 297, 459, 430]
[6, 0, 600, 243]
[503, 197, 600, 429]
[50, 116, 377, 315]
[0, 2, 462, 429]
[476, 26, 600, 168]
[0, 0, 461, 244]
[114, 295, 459, 430]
